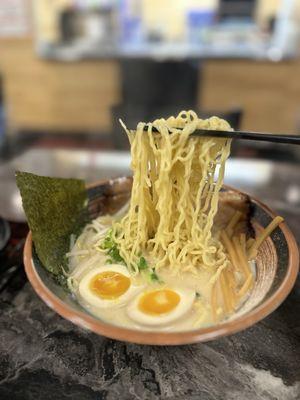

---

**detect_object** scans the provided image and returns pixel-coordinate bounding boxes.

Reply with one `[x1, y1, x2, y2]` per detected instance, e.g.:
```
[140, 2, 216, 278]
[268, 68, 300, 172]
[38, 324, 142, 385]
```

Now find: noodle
[238, 274, 254, 298]
[220, 230, 241, 272]
[248, 216, 284, 259]
[113, 111, 233, 274]
[240, 233, 246, 253]
[233, 237, 252, 279]
[220, 271, 232, 313]
[226, 210, 242, 237]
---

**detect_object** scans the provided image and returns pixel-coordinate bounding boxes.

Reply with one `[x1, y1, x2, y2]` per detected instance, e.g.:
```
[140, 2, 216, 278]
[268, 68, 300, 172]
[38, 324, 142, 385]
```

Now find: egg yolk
[138, 289, 180, 315]
[90, 271, 130, 299]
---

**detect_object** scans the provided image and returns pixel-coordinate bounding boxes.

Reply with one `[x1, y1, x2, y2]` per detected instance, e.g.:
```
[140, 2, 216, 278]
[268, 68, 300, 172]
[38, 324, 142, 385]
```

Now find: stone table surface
[0, 150, 299, 399]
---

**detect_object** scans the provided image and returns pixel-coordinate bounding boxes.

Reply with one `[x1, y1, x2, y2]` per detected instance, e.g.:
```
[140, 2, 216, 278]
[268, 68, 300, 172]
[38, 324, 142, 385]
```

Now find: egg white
[78, 264, 142, 309]
[127, 286, 196, 326]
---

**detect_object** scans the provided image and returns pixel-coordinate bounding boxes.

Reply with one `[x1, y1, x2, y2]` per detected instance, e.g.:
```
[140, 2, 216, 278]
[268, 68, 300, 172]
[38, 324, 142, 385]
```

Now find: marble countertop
[0, 151, 299, 399]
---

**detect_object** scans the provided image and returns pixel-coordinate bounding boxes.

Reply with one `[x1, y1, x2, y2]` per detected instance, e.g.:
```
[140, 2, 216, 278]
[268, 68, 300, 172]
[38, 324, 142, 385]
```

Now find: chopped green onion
[150, 270, 160, 282]
[101, 230, 126, 265]
[101, 229, 114, 250]
[138, 256, 148, 271]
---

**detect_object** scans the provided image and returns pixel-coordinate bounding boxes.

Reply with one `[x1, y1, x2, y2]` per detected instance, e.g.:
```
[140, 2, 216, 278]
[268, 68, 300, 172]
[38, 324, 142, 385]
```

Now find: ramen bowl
[23, 177, 299, 345]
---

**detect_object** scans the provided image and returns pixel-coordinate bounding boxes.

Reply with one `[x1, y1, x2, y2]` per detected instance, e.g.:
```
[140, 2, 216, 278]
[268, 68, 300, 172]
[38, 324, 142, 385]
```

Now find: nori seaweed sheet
[16, 171, 89, 284]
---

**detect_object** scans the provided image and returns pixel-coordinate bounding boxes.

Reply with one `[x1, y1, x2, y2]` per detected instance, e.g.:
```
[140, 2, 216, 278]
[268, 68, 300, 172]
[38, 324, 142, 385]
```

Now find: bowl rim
[23, 184, 299, 345]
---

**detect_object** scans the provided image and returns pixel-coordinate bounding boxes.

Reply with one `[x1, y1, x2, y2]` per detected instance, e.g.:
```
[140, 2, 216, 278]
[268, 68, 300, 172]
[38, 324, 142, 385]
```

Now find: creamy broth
[67, 218, 255, 332]
[71, 265, 215, 332]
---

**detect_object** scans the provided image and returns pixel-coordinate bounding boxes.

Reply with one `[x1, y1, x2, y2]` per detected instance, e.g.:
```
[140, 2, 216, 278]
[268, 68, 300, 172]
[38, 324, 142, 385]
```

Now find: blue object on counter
[187, 9, 215, 44]
[120, 17, 142, 44]
[119, 0, 142, 45]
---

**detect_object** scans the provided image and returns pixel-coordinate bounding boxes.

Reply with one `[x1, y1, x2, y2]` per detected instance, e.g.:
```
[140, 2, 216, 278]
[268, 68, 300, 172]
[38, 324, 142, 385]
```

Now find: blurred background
[1, 0, 300, 225]
[1, 0, 300, 150]
[0, 2, 299, 391]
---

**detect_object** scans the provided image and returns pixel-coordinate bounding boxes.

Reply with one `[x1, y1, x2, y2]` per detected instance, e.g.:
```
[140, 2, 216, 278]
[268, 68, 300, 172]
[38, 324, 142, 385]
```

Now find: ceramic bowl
[23, 177, 299, 345]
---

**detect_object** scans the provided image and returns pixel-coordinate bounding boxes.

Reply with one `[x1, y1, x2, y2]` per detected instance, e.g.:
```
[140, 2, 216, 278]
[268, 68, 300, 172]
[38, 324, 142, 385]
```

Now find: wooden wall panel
[0, 39, 121, 133]
[201, 60, 300, 133]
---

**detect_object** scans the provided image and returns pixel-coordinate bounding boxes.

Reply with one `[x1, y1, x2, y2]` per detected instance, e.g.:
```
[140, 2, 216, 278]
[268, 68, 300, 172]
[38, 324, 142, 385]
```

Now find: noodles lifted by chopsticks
[112, 110, 233, 274]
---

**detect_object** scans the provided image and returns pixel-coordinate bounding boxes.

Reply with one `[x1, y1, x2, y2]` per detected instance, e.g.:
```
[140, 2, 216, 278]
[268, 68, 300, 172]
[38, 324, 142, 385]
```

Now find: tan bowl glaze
[23, 178, 299, 345]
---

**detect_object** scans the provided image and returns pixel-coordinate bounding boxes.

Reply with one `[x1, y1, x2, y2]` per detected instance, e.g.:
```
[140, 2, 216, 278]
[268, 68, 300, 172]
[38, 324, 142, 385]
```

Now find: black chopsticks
[141, 126, 300, 145]
[191, 129, 300, 145]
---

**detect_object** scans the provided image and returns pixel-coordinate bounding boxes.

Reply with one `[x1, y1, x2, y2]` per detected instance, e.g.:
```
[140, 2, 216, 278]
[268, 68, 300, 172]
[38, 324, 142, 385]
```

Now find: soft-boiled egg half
[79, 264, 142, 308]
[127, 287, 195, 326]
